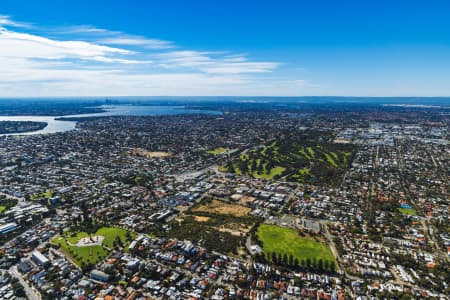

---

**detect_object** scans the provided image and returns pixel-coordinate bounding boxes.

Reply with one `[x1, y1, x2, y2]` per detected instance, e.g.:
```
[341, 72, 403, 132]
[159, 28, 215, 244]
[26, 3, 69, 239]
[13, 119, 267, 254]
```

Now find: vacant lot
[257, 224, 335, 269]
[130, 148, 172, 158]
[217, 222, 253, 236]
[169, 199, 260, 254]
[239, 195, 256, 205]
[192, 199, 251, 217]
[52, 227, 135, 267]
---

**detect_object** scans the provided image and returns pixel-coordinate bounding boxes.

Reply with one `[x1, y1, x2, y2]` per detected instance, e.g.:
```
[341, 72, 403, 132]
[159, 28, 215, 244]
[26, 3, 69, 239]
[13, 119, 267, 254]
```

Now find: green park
[398, 207, 417, 216]
[220, 131, 355, 185]
[256, 224, 336, 271]
[52, 227, 136, 268]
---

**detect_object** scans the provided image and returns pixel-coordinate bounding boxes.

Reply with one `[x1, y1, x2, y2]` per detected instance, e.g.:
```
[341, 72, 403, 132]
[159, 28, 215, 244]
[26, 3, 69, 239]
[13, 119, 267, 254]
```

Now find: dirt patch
[216, 223, 252, 236]
[194, 216, 210, 222]
[239, 195, 256, 205]
[192, 200, 251, 217]
[130, 148, 172, 158]
[217, 227, 243, 236]
[148, 151, 172, 157]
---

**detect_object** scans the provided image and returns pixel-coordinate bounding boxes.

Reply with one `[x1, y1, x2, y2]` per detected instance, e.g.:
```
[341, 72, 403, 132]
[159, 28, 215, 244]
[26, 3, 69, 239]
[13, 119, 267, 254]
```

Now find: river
[0, 105, 221, 136]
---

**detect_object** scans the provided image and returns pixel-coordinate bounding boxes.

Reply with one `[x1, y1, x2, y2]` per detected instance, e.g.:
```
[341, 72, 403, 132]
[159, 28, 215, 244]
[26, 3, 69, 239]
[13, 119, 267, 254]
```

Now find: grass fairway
[398, 207, 417, 216]
[220, 131, 355, 185]
[253, 166, 285, 179]
[257, 224, 335, 268]
[52, 227, 135, 267]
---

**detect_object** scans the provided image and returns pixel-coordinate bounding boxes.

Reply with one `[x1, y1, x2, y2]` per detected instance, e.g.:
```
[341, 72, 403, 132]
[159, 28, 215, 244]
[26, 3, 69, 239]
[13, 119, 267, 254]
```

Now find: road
[9, 265, 41, 300]
[319, 220, 362, 281]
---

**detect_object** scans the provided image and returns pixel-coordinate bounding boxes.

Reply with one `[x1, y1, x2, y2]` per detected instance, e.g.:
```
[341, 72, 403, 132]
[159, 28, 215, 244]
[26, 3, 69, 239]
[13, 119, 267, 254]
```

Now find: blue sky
[1, 0, 450, 96]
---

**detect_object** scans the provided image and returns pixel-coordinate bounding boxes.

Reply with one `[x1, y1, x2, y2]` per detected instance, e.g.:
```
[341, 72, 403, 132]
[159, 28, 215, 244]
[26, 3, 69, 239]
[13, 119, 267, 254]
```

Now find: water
[66, 105, 221, 117]
[0, 105, 221, 136]
[0, 116, 77, 136]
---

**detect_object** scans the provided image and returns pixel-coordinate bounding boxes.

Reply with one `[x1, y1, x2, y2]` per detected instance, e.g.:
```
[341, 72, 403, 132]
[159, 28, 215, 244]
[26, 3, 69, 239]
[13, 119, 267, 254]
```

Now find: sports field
[398, 207, 417, 216]
[256, 224, 335, 268]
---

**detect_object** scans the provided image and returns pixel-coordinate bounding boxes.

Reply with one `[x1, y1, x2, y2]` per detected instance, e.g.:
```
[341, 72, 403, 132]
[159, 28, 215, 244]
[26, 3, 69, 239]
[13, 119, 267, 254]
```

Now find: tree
[115, 236, 123, 248]
[329, 261, 336, 272]
[277, 253, 283, 265]
[271, 252, 277, 264]
[306, 258, 311, 269]
[318, 259, 323, 272]
[312, 258, 317, 270]
[11, 280, 25, 298]
[126, 231, 132, 242]
[288, 254, 294, 266]
[324, 260, 329, 271]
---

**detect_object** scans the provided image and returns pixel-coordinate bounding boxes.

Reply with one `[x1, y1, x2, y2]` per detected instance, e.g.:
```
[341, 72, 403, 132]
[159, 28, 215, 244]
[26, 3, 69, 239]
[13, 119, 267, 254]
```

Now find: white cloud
[99, 37, 174, 49]
[0, 15, 317, 96]
[279, 79, 319, 88]
[223, 55, 248, 62]
[89, 56, 151, 64]
[59, 25, 111, 34]
[0, 29, 144, 64]
[0, 15, 31, 28]
[55, 25, 174, 49]
[156, 50, 214, 66]
[155, 50, 279, 74]
[0, 59, 250, 96]
[201, 62, 279, 74]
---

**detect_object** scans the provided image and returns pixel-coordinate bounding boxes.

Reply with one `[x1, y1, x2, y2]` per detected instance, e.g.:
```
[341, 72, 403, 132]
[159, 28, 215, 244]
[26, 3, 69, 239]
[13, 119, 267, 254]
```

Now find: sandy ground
[194, 216, 210, 222]
[130, 148, 172, 158]
[239, 195, 256, 205]
[192, 199, 251, 217]
[217, 223, 252, 236]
